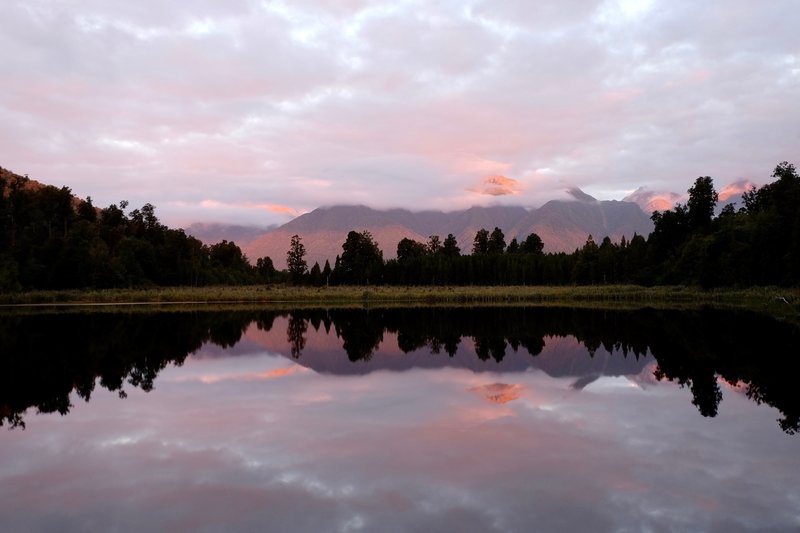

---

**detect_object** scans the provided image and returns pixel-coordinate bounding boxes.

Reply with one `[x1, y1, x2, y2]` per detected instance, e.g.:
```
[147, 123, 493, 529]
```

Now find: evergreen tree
[472, 228, 489, 255]
[442, 234, 460, 257]
[397, 238, 427, 262]
[337, 230, 384, 284]
[686, 176, 718, 231]
[286, 234, 308, 284]
[519, 233, 544, 255]
[487, 227, 506, 255]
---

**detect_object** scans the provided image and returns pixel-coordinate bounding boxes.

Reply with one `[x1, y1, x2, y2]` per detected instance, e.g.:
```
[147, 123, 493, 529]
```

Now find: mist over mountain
[184, 222, 275, 246]
[241, 191, 654, 268]
[624, 179, 756, 214]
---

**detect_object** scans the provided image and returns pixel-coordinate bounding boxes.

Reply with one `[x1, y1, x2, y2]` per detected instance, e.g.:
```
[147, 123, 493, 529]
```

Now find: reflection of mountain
[240, 318, 652, 379]
[2, 306, 799, 434]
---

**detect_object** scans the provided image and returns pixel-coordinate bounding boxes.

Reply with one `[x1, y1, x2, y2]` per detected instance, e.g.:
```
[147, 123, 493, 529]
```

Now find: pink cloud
[718, 179, 756, 202]
[469, 383, 524, 404]
[467, 175, 522, 196]
[255, 203, 305, 218]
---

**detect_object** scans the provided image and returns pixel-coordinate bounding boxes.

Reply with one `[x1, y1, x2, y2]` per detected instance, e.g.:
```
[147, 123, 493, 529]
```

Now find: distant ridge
[184, 222, 275, 246]
[241, 192, 654, 268]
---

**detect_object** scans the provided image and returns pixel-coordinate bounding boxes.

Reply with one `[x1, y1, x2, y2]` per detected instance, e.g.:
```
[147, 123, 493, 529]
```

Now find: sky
[1, 0, 798, 228]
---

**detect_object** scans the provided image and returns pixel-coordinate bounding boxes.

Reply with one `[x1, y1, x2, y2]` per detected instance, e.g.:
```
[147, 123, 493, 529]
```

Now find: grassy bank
[1, 284, 798, 314]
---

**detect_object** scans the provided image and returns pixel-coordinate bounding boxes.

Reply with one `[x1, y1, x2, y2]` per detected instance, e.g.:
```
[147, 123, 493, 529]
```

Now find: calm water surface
[1, 306, 798, 532]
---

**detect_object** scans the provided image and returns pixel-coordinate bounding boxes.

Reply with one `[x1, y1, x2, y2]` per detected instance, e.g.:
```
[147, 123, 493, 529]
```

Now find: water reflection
[1, 306, 798, 434]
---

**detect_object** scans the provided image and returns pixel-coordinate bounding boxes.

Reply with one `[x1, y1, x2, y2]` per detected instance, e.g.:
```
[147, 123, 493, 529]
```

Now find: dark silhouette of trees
[427, 235, 442, 255]
[686, 176, 719, 231]
[335, 230, 383, 284]
[519, 233, 544, 255]
[256, 256, 278, 282]
[0, 167, 266, 290]
[442, 234, 460, 257]
[397, 238, 427, 262]
[286, 234, 308, 284]
[472, 228, 489, 255]
[487, 227, 506, 255]
[2, 161, 798, 290]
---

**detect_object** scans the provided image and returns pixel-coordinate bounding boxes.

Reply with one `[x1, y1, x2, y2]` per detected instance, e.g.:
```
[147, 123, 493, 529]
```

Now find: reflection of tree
[2, 306, 798, 434]
[636, 307, 799, 433]
[0, 311, 255, 429]
[330, 310, 384, 362]
[286, 313, 308, 359]
[654, 366, 722, 417]
[473, 336, 507, 362]
[376, 306, 800, 434]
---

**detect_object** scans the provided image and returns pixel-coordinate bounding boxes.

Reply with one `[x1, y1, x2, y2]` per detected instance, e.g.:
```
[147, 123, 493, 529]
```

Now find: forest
[1, 161, 797, 291]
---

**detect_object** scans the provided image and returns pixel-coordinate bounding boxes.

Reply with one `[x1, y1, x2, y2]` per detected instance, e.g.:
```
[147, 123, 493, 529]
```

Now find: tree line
[1, 161, 797, 290]
[0, 170, 283, 290]
[286, 162, 799, 288]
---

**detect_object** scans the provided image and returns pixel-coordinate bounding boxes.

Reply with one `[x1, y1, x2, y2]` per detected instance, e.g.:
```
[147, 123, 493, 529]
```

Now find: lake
[1, 306, 798, 532]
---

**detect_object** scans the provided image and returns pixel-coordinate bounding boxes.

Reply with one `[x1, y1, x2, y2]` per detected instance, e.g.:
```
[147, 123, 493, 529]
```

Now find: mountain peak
[623, 187, 682, 213]
[566, 187, 598, 203]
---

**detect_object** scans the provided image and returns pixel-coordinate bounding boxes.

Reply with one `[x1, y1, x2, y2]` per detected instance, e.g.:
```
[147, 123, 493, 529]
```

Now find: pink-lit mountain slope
[624, 179, 756, 214]
[240, 192, 654, 268]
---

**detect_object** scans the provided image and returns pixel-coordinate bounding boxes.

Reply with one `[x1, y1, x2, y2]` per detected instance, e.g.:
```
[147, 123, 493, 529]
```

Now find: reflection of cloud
[2, 351, 797, 532]
[179, 200, 305, 220]
[469, 382, 524, 404]
[628, 361, 661, 388]
[190, 365, 307, 384]
[719, 377, 748, 396]
[467, 175, 522, 196]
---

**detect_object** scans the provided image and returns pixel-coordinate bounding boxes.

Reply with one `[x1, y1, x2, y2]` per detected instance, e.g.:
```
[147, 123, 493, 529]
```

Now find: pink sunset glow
[1, 1, 798, 227]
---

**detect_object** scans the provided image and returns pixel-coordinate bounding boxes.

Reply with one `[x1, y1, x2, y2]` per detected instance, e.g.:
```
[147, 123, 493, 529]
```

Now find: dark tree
[506, 238, 520, 254]
[487, 227, 506, 255]
[442, 234, 460, 257]
[256, 256, 277, 281]
[337, 230, 384, 284]
[309, 262, 322, 286]
[397, 238, 427, 262]
[286, 234, 307, 284]
[472, 228, 489, 255]
[519, 233, 544, 255]
[427, 235, 442, 255]
[686, 176, 718, 231]
[322, 260, 332, 286]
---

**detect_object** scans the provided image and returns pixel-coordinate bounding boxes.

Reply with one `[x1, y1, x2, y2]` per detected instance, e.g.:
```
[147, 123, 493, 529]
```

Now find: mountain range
[238, 190, 654, 269]
[5, 165, 752, 271]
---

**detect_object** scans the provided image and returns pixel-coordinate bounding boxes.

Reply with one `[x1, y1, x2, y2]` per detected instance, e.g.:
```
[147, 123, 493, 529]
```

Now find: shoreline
[1, 285, 798, 312]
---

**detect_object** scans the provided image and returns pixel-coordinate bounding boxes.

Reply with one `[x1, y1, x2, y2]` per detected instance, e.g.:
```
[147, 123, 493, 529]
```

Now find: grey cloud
[0, 0, 798, 226]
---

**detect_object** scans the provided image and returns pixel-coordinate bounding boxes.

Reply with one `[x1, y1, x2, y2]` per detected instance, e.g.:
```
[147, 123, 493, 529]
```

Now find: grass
[1, 284, 798, 314]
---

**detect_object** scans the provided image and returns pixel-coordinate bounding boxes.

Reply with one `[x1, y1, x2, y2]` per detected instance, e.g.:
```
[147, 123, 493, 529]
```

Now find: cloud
[623, 187, 683, 213]
[1, 0, 798, 226]
[254, 203, 306, 218]
[718, 179, 756, 202]
[468, 175, 522, 196]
